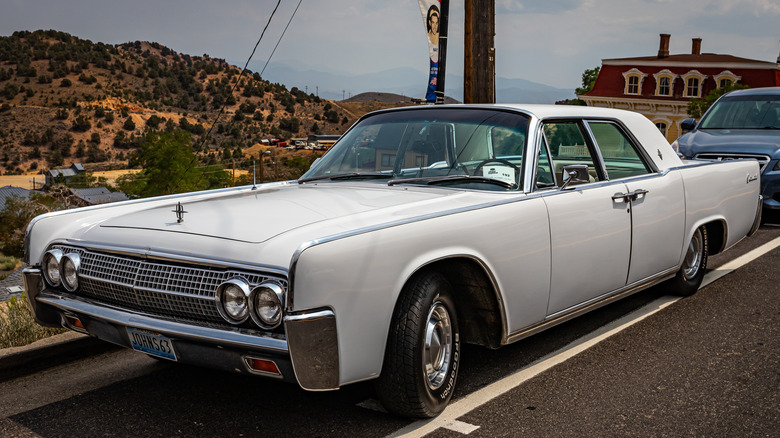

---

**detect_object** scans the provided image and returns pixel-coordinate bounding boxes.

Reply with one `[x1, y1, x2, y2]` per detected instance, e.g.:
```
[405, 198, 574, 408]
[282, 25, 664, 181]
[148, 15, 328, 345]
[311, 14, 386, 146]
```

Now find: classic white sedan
[24, 104, 762, 418]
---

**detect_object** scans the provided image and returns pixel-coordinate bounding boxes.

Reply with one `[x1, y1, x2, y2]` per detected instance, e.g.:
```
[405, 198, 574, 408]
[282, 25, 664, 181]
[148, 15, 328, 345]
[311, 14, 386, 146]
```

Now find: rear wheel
[668, 226, 708, 296]
[375, 271, 460, 418]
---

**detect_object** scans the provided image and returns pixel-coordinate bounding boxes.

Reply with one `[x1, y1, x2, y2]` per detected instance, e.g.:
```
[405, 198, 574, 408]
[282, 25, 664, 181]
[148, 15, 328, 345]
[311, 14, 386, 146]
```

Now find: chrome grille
[52, 245, 287, 325]
[694, 153, 771, 172]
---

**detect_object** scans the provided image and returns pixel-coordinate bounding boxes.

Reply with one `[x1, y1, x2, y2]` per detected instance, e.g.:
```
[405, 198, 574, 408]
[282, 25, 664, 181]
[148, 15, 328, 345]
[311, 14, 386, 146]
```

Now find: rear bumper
[23, 268, 339, 389]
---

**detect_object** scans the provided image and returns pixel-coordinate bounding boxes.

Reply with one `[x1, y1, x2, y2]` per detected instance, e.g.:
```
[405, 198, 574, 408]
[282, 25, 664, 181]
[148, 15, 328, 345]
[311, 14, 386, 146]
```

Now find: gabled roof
[47, 163, 86, 178]
[70, 187, 128, 205]
[603, 53, 778, 68]
[0, 185, 43, 210]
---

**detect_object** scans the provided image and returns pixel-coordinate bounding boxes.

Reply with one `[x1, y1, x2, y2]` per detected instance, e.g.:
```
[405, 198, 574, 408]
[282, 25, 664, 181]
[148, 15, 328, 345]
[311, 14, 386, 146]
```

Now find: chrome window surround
[48, 244, 288, 327]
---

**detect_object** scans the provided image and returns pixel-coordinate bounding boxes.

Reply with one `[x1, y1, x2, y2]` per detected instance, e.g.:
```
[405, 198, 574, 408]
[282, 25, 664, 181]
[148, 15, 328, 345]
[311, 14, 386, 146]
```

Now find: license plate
[126, 327, 177, 361]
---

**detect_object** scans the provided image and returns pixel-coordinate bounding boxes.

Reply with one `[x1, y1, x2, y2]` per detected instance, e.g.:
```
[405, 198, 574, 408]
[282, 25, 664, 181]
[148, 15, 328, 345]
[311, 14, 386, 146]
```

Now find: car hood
[46, 182, 508, 270]
[678, 129, 780, 159]
[98, 183, 458, 243]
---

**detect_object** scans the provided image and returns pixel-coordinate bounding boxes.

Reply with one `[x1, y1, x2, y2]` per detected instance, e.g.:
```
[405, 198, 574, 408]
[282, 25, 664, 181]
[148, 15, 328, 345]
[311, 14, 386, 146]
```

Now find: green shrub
[0, 295, 66, 348]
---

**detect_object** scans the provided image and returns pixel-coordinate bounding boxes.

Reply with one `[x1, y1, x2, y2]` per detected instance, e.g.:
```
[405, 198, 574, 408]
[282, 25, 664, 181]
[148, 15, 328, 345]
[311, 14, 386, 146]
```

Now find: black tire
[375, 271, 460, 418]
[667, 226, 708, 296]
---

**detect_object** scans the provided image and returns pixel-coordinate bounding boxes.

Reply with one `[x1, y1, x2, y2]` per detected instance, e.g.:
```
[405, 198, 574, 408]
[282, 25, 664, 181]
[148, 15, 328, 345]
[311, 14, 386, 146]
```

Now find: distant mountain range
[261, 63, 575, 104]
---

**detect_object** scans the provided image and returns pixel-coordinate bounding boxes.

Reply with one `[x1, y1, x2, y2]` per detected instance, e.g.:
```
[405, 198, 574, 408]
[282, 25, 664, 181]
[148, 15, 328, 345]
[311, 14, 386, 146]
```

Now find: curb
[0, 331, 118, 382]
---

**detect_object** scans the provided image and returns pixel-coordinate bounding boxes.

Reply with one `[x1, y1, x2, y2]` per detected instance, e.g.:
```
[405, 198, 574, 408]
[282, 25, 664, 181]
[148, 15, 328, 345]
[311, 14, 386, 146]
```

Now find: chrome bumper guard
[285, 309, 340, 391]
[748, 195, 763, 237]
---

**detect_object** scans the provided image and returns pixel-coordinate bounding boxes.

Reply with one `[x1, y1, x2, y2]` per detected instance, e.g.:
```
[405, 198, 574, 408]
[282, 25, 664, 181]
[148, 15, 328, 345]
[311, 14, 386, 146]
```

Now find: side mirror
[560, 164, 590, 190]
[680, 118, 697, 132]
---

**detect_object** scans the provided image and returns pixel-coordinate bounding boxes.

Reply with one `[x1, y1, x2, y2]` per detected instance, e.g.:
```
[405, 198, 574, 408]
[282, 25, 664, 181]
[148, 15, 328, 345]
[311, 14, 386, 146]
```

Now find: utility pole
[464, 0, 495, 103]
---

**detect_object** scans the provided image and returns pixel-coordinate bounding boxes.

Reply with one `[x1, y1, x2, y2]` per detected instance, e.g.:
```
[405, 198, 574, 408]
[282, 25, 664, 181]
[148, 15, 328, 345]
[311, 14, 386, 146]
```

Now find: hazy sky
[1, 0, 778, 90]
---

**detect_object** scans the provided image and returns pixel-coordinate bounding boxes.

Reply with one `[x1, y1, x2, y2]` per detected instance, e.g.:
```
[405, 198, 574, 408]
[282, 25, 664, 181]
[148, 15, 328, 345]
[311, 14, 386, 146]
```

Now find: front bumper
[23, 268, 339, 390]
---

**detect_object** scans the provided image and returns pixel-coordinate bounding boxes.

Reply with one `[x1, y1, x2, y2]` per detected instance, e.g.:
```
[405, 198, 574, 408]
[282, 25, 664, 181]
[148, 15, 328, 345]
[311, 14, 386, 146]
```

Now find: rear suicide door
[534, 118, 685, 317]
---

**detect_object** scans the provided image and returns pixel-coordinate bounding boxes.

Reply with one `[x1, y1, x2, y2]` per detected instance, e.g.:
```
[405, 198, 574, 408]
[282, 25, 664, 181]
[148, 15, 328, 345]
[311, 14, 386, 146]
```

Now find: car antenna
[252, 160, 257, 190]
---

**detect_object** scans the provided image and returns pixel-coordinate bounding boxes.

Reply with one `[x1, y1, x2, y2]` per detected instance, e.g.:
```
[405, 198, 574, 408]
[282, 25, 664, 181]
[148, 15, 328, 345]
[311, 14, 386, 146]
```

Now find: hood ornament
[172, 202, 188, 223]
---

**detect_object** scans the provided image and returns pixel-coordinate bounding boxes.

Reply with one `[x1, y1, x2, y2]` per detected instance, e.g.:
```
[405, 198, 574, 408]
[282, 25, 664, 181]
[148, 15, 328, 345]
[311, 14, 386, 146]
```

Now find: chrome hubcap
[424, 300, 453, 390]
[683, 229, 703, 280]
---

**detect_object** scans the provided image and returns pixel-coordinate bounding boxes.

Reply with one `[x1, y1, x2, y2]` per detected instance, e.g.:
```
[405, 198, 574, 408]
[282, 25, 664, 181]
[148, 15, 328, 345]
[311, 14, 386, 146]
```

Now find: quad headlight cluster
[215, 278, 285, 329]
[42, 249, 81, 292]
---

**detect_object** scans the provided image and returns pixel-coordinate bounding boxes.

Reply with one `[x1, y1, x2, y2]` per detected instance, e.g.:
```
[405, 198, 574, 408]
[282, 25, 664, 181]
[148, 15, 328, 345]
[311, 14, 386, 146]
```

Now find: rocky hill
[0, 30, 403, 176]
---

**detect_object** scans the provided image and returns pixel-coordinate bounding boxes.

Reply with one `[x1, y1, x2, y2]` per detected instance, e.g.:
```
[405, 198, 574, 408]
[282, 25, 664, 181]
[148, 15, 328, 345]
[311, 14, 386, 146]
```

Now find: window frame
[653, 69, 677, 97]
[583, 120, 654, 180]
[682, 70, 707, 98]
[622, 68, 647, 96]
[531, 117, 659, 192]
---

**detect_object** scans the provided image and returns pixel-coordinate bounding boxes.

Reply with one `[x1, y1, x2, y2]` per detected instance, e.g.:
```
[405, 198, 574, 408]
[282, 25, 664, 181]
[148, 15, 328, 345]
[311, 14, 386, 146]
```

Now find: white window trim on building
[622, 68, 648, 95]
[682, 70, 707, 98]
[714, 70, 741, 88]
[653, 118, 671, 137]
[653, 69, 678, 97]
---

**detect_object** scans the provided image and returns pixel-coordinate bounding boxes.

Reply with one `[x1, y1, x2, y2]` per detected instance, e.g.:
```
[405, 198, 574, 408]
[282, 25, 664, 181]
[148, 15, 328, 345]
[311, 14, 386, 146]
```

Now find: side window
[543, 121, 601, 184]
[587, 121, 651, 179]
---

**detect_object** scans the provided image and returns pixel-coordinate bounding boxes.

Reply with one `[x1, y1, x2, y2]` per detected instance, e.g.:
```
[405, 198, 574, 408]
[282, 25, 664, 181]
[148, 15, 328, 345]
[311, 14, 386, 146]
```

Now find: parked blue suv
[673, 87, 780, 211]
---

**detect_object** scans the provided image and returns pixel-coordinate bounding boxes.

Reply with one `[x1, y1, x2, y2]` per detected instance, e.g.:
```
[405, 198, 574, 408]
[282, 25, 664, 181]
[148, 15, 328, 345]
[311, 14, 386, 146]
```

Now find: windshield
[700, 94, 780, 129]
[300, 108, 529, 190]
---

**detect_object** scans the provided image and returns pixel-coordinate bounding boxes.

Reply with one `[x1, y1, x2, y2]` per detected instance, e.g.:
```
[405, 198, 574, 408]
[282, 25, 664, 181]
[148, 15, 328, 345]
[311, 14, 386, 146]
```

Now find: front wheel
[375, 272, 460, 418]
[667, 226, 708, 296]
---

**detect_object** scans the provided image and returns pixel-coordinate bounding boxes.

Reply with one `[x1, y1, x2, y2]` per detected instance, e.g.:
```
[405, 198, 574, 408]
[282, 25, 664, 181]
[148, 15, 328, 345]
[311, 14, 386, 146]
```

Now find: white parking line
[385, 236, 780, 438]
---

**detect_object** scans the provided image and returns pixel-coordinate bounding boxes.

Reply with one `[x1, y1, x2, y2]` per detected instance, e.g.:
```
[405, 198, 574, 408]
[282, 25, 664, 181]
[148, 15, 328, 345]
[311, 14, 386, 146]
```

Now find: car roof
[723, 86, 780, 97]
[374, 103, 643, 121]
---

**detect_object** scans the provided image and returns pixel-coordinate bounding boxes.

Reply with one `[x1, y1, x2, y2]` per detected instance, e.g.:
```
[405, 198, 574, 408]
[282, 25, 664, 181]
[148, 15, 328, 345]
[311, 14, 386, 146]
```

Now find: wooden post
[464, 0, 495, 104]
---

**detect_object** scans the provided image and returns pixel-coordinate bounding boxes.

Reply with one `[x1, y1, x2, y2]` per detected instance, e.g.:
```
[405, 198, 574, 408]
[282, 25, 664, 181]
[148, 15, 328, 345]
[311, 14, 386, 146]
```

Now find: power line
[197, 0, 283, 153]
[259, 0, 303, 78]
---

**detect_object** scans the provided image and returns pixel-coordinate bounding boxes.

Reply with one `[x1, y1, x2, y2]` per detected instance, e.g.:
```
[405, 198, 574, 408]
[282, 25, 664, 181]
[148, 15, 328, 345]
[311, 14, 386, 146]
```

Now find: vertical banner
[419, 0, 441, 103]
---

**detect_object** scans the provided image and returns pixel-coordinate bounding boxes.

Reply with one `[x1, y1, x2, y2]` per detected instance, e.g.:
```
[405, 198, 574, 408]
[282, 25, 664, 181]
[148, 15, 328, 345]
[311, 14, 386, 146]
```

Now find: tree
[71, 114, 91, 132]
[575, 67, 600, 96]
[687, 83, 750, 119]
[118, 131, 228, 197]
[0, 194, 61, 257]
[123, 116, 136, 131]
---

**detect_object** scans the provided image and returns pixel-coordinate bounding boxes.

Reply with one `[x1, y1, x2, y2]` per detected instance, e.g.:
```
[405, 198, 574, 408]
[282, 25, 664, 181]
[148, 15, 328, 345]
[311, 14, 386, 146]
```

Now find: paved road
[1, 225, 778, 437]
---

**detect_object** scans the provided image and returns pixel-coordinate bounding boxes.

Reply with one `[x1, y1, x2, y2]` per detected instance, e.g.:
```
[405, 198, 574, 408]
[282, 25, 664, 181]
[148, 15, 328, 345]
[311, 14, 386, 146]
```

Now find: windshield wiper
[387, 175, 517, 189]
[298, 172, 393, 184]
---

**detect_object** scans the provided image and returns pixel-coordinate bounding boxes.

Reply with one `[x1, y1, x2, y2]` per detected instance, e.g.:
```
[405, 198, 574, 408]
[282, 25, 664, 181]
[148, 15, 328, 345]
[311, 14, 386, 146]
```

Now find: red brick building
[579, 34, 780, 141]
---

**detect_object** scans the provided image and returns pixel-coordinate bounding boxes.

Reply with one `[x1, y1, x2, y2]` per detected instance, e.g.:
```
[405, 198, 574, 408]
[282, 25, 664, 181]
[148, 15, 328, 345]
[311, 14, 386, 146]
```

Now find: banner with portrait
[418, 0, 441, 102]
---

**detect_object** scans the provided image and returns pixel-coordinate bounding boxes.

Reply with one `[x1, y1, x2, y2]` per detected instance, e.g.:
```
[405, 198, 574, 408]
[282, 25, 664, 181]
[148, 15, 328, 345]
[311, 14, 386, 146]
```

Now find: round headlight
[42, 249, 64, 287]
[60, 253, 81, 291]
[250, 283, 284, 329]
[216, 278, 250, 324]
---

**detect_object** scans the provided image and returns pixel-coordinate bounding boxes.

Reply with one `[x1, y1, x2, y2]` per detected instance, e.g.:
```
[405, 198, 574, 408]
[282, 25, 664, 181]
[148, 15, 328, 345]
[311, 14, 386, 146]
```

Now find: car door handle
[611, 189, 648, 203]
[628, 189, 648, 201]
[612, 193, 629, 203]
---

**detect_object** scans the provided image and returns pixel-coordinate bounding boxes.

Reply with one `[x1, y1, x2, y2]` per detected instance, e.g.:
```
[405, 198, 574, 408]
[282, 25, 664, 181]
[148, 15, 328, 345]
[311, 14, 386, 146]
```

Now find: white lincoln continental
[24, 105, 762, 417]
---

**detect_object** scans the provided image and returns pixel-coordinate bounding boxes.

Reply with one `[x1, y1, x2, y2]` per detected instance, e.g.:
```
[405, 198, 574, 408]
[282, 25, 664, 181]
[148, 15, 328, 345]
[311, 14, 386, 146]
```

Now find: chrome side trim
[287, 195, 527, 309]
[35, 291, 289, 353]
[284, 308, 339, 391]
[505, 267, 677, 345]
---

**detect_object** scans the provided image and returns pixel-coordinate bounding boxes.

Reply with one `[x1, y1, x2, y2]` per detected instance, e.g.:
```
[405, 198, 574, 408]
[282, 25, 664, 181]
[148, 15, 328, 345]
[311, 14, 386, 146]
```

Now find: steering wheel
[473, 159, 521, 182]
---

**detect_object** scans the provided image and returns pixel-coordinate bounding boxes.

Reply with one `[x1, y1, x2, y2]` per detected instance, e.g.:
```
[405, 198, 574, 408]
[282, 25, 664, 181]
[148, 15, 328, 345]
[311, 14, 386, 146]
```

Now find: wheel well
[414, 258, 504, 349]
[703, 220, 726, 255]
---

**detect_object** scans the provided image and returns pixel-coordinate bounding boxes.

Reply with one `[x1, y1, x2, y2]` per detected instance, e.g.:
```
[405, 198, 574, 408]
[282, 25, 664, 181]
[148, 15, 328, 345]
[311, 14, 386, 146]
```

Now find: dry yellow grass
[0, 169, 142, 190]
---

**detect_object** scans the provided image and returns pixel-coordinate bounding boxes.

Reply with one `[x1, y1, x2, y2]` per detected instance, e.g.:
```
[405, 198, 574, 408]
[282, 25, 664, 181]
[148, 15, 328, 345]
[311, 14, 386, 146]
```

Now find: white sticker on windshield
[481, 165, 516, 185]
